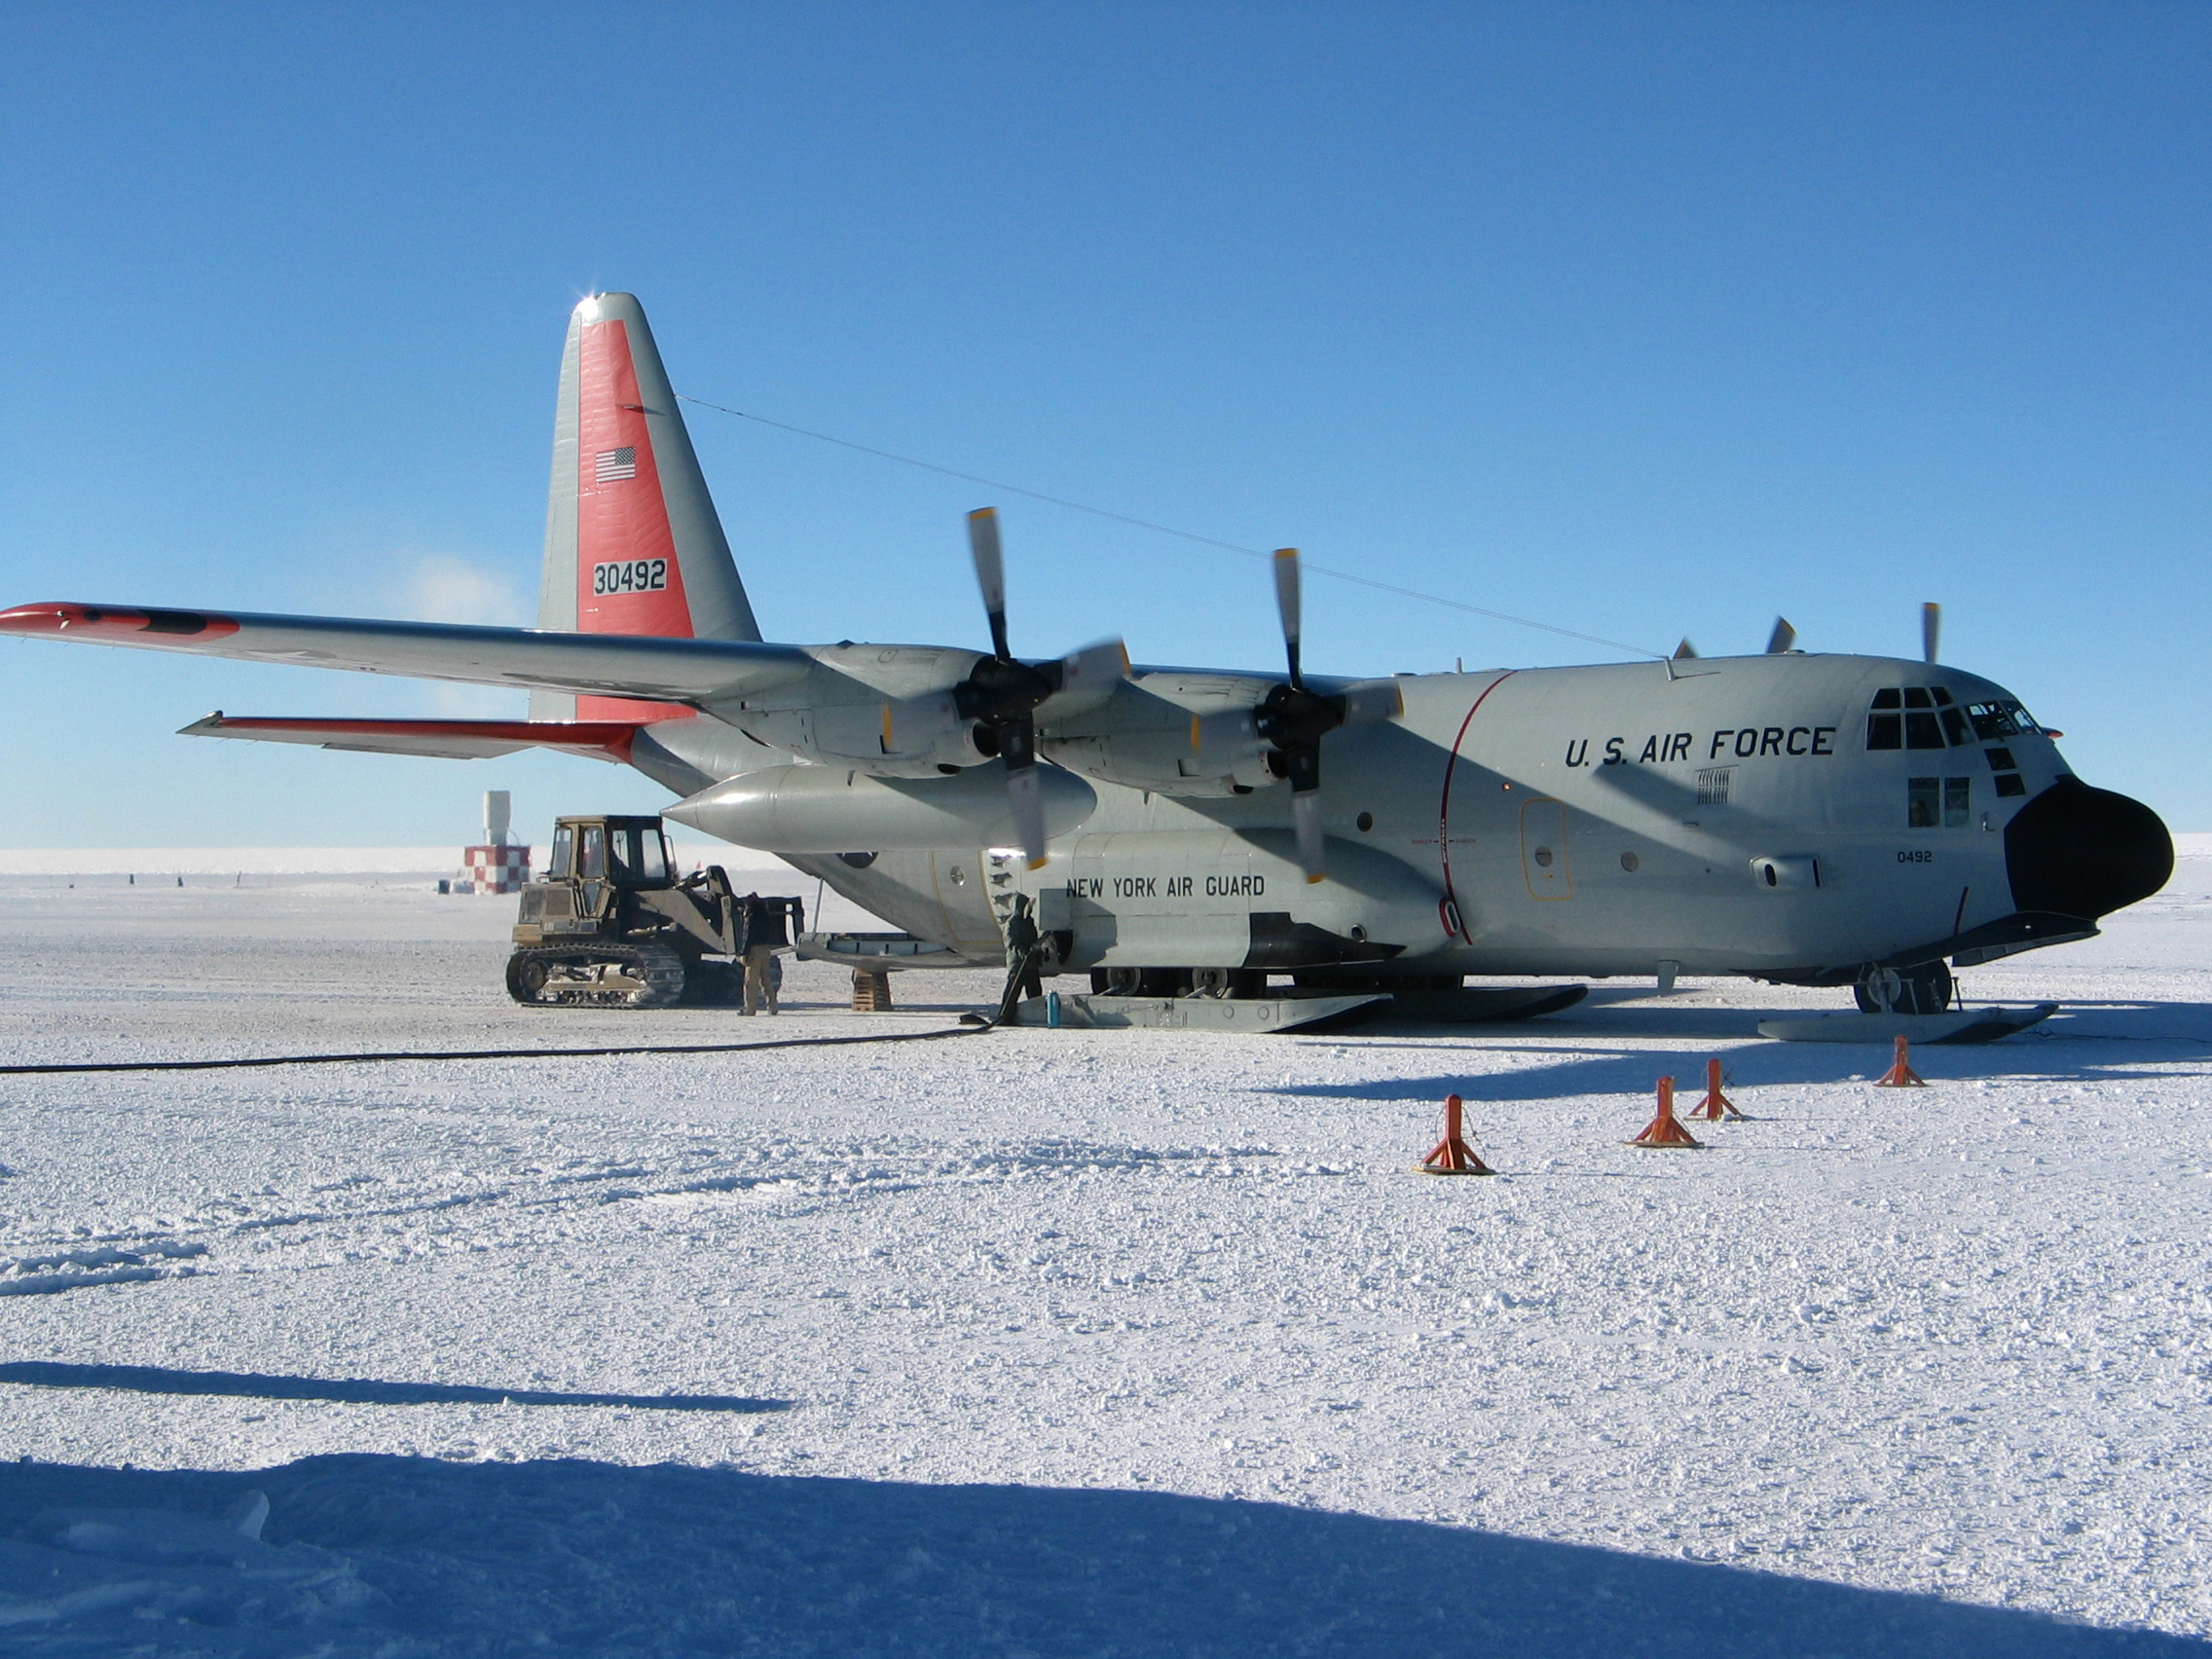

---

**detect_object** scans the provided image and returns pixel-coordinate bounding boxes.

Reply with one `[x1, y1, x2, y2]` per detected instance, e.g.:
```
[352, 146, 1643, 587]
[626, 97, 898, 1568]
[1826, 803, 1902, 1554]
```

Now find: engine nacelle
[1035, 674, 1400, 798]
[1044, 705, 1276, 796]
[735, 694, 989, 780]
[665, 760, 1099, 853]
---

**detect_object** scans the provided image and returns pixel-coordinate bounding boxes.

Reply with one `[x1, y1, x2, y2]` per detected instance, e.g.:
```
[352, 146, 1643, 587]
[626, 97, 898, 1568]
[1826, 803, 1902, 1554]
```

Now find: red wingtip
[0, 603, 76, 634]
[0, 603, 240, 642]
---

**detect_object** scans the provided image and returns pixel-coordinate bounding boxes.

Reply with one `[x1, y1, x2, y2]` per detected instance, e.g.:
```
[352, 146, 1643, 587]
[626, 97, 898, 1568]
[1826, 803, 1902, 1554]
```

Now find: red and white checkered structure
[459, 844, 532, 895]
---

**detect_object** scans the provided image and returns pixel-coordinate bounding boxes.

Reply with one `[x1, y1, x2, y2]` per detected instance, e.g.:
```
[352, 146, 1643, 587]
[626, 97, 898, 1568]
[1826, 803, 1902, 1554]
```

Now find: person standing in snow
[741, 893, 786, 1015]
[1003, 893, 1044, 1006]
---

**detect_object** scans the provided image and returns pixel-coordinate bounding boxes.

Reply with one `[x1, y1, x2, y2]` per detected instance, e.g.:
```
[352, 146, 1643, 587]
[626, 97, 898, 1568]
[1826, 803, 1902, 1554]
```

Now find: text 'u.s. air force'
[1563, 727, 1838, 767]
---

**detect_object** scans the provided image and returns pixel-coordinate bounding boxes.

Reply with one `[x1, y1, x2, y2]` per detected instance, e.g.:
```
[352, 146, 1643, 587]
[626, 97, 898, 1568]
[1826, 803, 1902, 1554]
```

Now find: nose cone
[2006, 778, 2173, 920]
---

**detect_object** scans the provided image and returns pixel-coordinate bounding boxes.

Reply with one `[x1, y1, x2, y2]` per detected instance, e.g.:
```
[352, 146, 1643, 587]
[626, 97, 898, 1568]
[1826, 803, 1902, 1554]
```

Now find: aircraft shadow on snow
[0, 1453, 2197, 1656]
[1278, 1014, 2212, 1106]
[1451, 986, 2212, 1047]
[0, 1361, 789, 1414]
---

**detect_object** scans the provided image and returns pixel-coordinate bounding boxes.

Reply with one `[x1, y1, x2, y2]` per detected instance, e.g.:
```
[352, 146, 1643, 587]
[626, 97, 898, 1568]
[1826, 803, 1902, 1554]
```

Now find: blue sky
[3, 2, 2206, 845]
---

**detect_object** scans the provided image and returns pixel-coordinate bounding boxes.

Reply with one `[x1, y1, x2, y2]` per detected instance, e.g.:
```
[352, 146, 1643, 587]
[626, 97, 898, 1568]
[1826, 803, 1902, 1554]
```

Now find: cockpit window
[1868, 685, 1973, 751]
[1967, 699, 2037, 741]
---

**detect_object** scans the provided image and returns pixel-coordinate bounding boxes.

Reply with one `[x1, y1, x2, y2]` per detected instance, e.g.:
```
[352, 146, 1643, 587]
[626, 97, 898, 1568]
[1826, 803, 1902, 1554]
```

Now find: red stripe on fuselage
[1436, 671, 1518, 943]
[575, 318, 695, 722]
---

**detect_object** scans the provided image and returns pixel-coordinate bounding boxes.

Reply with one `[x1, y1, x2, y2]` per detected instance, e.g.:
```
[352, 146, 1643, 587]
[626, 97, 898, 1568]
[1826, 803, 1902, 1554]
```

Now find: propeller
[953, 507, 1126, 869]
[1765, 617, 1796, 654]
[1673, 638, 1699, 660]
[1253, 548, 1399, 884]
[1921, 602, 1940, 664]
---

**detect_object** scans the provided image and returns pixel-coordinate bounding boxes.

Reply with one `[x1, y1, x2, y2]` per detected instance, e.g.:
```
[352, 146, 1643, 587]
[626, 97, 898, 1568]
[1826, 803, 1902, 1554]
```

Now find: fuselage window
[1908, 777, 1940, 828]
[1909, 776, 1973, 828]
[1982, 739, 2027, 800]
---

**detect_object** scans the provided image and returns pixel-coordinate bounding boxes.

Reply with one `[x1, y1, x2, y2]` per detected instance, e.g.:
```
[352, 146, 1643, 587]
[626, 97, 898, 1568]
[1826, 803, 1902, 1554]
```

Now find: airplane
[0, 293, 2174, 1026]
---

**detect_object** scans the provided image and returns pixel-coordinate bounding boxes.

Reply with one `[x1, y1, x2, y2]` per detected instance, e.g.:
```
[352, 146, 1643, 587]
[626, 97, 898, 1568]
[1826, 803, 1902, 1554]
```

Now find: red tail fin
[534, 293, 761, 721]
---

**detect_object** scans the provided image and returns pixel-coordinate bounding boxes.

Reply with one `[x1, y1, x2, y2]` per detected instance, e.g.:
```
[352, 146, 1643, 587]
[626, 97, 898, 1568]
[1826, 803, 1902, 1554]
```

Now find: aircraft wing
[0, 603, 813, 704]
[177, 715, 647, 762]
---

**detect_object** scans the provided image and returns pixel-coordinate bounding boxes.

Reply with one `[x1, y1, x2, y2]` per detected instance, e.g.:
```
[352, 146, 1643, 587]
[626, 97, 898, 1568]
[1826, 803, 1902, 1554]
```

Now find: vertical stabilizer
[531, 292, 761, 720]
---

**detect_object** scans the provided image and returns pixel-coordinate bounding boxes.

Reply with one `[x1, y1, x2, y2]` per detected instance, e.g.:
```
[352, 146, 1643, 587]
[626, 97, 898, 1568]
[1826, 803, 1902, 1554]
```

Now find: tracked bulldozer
[505, 815, 802, 1008]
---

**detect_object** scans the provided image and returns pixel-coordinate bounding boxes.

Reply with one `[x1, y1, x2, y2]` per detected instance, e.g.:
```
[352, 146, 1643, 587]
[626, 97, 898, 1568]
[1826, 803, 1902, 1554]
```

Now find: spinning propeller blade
[1052, 638, 1130, 710]
[1002, 722, 1047, 870]
[1273, 548, 1304, 688]
[968, 508, 1011, 662]
[954, 509, 1127, 869]
[1254, 546, 1381, 884]
[1765, 617, 1796, 654]
[1291, 793, 1324, 888]
[1921, 602, 1940, 665]
[957, 506, 1047, 865]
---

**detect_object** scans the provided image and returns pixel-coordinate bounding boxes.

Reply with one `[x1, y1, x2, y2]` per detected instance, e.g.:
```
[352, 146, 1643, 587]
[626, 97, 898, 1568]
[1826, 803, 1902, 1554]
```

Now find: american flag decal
[594, 447, 638, 483]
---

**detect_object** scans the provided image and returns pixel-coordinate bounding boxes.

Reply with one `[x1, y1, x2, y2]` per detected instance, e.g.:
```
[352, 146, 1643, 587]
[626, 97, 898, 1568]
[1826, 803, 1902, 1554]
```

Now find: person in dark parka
[1004, 893, 1044, 1005]
[741, 893, 788, 1014]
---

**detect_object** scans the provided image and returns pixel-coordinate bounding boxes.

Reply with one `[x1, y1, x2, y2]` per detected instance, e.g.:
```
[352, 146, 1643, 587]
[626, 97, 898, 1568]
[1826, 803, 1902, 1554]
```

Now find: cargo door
[927, 850, 1003, 957]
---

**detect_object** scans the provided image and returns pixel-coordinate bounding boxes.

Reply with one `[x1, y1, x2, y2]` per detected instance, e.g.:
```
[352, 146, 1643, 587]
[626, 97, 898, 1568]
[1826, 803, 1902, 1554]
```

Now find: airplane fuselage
[634, 647, 2160, 988]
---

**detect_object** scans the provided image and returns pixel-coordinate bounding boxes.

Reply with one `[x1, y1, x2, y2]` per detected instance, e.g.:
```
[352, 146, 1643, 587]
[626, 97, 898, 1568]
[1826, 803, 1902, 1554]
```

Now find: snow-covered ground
[0, 852, 2206, 1655]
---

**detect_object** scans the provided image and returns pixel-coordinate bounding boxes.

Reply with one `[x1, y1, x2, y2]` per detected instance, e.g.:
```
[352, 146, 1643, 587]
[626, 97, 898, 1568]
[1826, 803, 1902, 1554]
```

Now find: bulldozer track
[506, 941, 686, 1009]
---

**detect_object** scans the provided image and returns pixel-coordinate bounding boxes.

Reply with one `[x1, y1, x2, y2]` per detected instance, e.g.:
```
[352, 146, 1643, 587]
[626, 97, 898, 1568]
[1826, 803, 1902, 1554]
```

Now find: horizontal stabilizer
[179, 714, 652, 762]
[0, 604, 811, 706]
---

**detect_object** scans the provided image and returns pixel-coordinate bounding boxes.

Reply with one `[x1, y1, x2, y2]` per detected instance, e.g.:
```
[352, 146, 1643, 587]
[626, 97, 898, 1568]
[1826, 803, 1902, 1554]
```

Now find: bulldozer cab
[548, 816, 675, 893]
